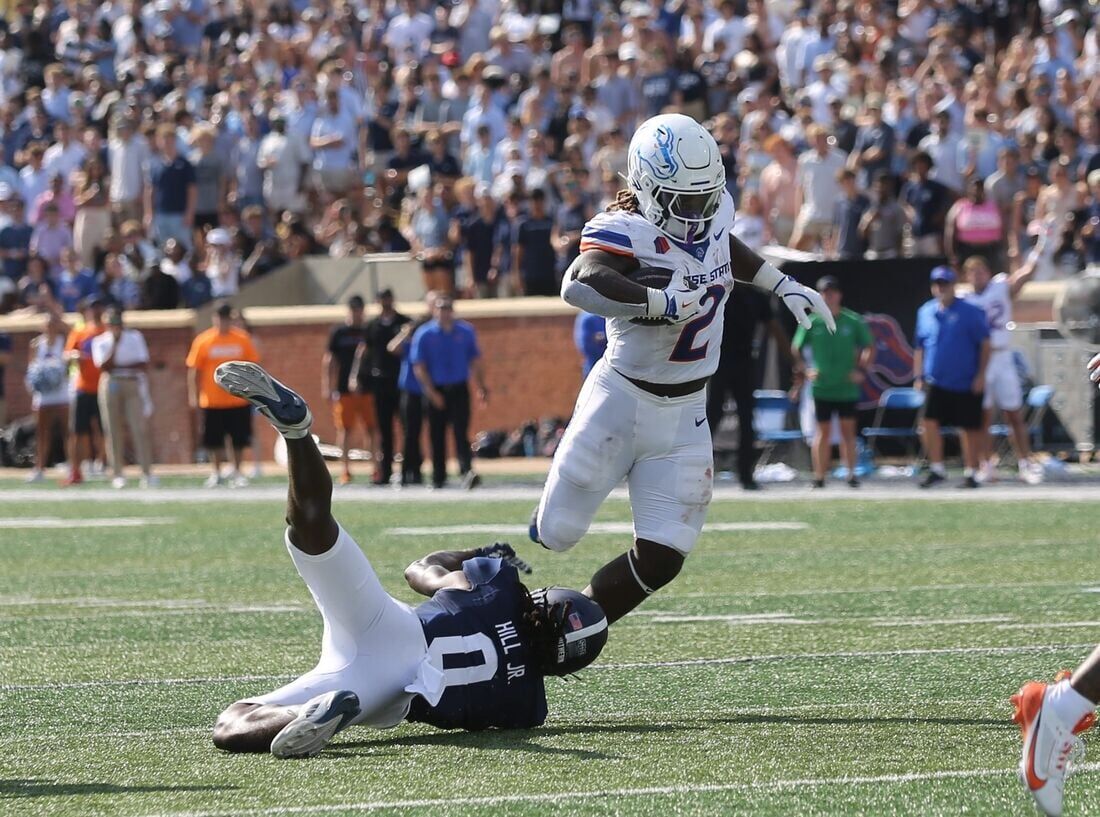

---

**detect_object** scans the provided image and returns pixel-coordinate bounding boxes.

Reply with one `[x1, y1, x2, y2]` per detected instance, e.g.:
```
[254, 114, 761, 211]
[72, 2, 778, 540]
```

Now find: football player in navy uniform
[210, 362, 608, 758]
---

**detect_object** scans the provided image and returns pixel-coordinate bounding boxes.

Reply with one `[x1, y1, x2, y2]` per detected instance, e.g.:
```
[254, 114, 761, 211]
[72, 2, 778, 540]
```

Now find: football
[627, 266, 676, 325]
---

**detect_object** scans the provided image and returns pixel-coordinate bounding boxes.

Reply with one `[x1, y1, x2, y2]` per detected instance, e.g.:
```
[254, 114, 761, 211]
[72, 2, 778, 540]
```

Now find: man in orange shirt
[186, 302, 260, 487]
[63, 296, 107, 485]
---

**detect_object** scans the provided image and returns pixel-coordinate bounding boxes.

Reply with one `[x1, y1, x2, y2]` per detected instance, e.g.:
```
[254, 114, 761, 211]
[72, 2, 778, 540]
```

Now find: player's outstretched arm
[561, 249, 698, 323]
[727, 234, 836, 333]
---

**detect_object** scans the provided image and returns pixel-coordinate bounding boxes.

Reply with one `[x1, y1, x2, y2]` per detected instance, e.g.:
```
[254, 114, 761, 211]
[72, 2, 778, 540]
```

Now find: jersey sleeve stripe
[579, 240, 635, 257]
[580, 227, 632, 248]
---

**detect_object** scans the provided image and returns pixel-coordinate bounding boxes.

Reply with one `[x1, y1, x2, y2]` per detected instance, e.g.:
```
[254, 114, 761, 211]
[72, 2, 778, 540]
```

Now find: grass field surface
[3, 489, 1100, 816]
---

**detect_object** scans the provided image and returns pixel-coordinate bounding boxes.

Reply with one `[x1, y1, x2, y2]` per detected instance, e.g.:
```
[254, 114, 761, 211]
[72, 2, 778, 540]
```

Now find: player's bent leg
[586, 539, 684, 624]
[535, 364, 635, 551]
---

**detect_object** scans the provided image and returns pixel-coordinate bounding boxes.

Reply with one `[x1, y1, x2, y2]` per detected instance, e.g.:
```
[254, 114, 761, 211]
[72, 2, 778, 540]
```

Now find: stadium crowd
[0, 0, 1096, 312]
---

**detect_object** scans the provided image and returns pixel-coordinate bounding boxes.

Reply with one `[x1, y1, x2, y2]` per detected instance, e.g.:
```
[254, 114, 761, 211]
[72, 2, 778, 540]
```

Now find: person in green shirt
[791, 276, 874, 489]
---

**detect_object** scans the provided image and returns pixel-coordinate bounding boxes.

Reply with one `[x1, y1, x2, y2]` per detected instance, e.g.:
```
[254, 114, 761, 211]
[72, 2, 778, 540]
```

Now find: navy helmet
[530, 587, 608, 676]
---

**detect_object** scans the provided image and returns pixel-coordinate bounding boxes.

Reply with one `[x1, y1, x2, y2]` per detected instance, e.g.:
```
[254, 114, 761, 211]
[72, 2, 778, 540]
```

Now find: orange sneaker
[1011, 672, 1095, 816]
[61, 471, 83, 487]
[339, 472, 353, 485]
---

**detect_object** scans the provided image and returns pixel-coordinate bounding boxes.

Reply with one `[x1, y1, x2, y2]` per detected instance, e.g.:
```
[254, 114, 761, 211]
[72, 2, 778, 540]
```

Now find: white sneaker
[111, 477, 126, 489]
[1013, 676, 1095, 816]
[25, 469, 44, 484]
[1020, 460, 1044, 486]
[204, 474, 225, 488]
[249, 464, 262, 479]
[139, 475, 159, 489]
[231, 473, 251, 489]
[977, 461, 998, 484]
[270, 690, 360, 759]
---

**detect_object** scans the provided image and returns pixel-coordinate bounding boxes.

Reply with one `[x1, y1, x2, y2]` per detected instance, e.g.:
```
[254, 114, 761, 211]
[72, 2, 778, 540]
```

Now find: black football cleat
[214, 361, 312, 439]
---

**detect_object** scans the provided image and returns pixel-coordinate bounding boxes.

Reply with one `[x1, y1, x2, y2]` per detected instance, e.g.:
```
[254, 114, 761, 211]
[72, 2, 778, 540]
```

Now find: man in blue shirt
[410, 294, 489, 489]
[208, 361, 606, 758]
[146, 125, 196, 251]
[914, 266, 991, 488]
[0, 192, 33, 280]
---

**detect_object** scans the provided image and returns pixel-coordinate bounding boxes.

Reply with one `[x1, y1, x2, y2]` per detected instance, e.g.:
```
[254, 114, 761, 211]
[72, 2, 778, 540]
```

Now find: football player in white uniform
[530, 114, 835, 623]
[1009, 353, 1100, 817]
[962, 246, 1043, 484]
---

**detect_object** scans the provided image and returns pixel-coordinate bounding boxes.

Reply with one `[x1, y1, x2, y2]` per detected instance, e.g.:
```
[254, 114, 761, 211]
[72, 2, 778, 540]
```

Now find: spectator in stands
[849, 95, 896, 189]
[758, 134, 799, 247]
[29, 202, 71, 275]
[234, 113, 264, 211]
[310, 88, 359, 199]
[63, 297, 106, 486]
[513, 188, 556, 296]
[830, 169, 869, 260]
[354, 289, 411, 486]
[101, 253, 140, 309]
[860, 171, 905, 260]
[914, 267, 991, 490]
[574, 311, 606, 378]
[32, 172, 75, 225]
[410, 293, 488, 490]
[945, 177, 1005, 270]
[72, 156, 110, 269]
[919, 110, 964, 194]
[19, 144, 50, 225]
[143, 259, 181, 310]
[91, 306, 155, 489]
[459, 186, 503, 298]
[792, 125, 845, 252]
[901, 152, 953, 257]
[985, 147, 1024, 232]
[323, 294, 375, 485]
[107, 117, 148, 227]
[24, 312, 69, 483]
[204, 228, 241, 299]
[257, 115, 308, 216]
[146, 125, 196, 251]
[1084, 169, 1100, 266]
[186, 301, 260, 488]
[190, 124, 227, 234]
[55, 247, 97, 313]
[792, 277, 873, 489]
[0, 190, 33, 280]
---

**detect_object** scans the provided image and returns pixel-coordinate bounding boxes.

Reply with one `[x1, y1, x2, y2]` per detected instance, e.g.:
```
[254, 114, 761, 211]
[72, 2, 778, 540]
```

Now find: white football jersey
[967, 273, 1012, 348]
[574, 190, 736, 384]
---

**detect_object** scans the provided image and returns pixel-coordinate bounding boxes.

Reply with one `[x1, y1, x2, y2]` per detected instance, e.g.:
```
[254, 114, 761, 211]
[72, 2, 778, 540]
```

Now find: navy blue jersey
[408, 558, 548, 731]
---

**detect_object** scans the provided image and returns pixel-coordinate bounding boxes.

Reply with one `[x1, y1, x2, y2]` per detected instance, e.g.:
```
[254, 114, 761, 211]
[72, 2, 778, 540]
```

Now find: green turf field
[3, 493, 1100, 816]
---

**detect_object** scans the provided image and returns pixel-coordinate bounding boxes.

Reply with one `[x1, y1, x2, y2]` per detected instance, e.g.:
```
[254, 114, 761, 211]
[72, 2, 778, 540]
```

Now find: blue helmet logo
[638, 125, 679, 181]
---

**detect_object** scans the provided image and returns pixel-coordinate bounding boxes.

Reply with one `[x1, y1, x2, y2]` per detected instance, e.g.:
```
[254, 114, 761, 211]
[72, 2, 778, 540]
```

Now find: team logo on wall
[860, 313, 915, 411]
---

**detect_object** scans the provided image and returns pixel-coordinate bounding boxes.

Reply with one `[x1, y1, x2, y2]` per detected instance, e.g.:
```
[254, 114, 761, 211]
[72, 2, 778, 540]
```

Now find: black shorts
[814, 398, 857, 422]
[71, 391, 101, 434]
[924, 385, 984, 431]
[202, 406, 253, 450]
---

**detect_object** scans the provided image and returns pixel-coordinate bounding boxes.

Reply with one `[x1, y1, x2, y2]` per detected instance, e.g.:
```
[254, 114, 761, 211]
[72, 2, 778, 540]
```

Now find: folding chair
[753, 390, 805, 467]
[860, 387, 925, 459]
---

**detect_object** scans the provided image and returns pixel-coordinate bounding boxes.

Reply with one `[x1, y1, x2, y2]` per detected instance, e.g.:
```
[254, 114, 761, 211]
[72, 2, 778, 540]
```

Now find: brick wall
[1, 302, 584, 464]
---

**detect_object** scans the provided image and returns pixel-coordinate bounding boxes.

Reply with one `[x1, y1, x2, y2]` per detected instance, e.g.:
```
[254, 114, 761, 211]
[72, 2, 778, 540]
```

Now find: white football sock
[1048, 679, 1096, 729]
[931, 462, 946, 476]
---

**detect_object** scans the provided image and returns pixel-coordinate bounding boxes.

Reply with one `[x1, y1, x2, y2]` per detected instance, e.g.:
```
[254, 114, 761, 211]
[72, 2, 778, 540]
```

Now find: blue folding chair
[861, 387, 926, 459]
[753, 390, 805, 467]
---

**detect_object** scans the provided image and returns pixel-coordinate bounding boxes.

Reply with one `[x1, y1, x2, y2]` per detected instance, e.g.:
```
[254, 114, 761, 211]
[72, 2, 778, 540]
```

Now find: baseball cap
[378, 288, 394, 299]
[347, 294, 365, 309]
[816, 275, 841, 292]
[206, 228, 232, 246]
[930, 266, 957, 284]
[215, 301, 234, 318]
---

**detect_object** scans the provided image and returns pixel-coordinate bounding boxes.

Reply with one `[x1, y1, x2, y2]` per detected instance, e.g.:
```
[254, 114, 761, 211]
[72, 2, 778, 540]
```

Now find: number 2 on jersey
[669, 285, 725, 363]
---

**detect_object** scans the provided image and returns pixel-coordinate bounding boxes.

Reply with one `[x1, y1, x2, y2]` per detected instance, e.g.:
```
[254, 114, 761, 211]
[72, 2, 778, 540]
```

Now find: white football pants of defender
[240, 525, 429, 728]
[984, 348, 1024, 411]
[536, 359, 713, 556]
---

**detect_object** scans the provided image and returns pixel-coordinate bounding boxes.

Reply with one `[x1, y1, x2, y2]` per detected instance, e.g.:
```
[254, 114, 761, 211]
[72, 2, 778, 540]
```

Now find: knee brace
[628, 540, 685, 594]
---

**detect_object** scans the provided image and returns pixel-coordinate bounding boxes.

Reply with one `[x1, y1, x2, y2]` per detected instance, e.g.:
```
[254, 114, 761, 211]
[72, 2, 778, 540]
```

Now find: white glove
[1088, 353, 1100, 389]
[645, 285, 700, 324]
[772, 274, 837, 333]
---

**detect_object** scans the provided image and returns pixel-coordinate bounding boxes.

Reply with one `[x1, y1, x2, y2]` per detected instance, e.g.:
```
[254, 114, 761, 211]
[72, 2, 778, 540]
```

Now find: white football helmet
[626, 113, 726, 243]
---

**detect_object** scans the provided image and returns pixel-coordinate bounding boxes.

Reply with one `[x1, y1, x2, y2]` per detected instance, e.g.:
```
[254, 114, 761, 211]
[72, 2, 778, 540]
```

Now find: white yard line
[385, 521, 809, 536]
[135, 763, 1100, 817]
[998, 621, 1100, 630]
[3, 643, 1090, 692]
[669, 579, 1089, 600]
[0, 517, 176, 529]
[636, 613, 1016, 627]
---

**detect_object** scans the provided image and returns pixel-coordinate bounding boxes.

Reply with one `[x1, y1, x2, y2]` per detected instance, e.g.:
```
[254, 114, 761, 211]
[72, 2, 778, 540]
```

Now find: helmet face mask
[627, 113, 727, 244]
